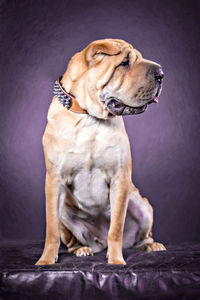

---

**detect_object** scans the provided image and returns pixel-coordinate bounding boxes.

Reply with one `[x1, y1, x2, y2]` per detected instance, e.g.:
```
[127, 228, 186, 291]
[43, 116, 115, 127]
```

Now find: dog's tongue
[153, 96, 159, 103]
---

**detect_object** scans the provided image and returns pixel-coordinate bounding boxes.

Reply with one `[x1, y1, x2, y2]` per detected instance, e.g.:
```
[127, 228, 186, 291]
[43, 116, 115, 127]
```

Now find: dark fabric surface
[0, 242, 200, 299]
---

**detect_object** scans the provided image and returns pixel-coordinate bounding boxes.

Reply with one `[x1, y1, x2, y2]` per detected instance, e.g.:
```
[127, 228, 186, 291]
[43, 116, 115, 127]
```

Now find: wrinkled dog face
[98, 42, 164, 116]
[64, 39, 164, 119]
[103, 48, 164, 116]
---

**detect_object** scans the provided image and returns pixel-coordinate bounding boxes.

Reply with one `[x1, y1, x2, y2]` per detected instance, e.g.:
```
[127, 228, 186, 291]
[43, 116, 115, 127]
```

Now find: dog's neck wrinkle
[61, 73, 119, 120]
[61, 76, 76, 99]
[61, 78, 106, 120]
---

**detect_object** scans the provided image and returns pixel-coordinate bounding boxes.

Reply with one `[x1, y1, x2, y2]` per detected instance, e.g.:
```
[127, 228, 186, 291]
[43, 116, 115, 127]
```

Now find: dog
[36, 38, 166, 266]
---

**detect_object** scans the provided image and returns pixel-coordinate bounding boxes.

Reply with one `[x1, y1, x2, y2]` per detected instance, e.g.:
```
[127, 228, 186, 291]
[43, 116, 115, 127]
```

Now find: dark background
[1, 0, 200, 245]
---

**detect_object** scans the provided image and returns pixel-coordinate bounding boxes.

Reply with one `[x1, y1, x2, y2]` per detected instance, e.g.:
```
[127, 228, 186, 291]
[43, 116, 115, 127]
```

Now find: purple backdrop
[1, 0, 200, 245]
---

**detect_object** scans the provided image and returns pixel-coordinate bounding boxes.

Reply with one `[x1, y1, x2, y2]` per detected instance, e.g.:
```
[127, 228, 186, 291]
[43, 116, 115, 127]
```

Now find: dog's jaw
[106, 98, 148, 116]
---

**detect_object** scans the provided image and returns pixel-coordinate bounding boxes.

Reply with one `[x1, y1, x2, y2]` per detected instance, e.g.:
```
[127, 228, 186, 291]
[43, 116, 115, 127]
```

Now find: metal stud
[53, 79, 73, 109]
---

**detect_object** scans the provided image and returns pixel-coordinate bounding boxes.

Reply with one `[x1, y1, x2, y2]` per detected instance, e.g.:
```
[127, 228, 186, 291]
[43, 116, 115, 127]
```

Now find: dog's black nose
[154, 67, 164, 83]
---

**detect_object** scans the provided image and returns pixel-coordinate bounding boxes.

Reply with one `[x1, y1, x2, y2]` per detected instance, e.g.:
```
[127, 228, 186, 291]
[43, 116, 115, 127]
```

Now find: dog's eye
[120, 59, 129, 66]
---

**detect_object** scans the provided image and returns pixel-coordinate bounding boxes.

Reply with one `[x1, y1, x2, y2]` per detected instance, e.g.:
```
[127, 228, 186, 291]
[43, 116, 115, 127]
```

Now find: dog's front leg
[35, 172, 64, 265]
[107, 172, 130, 265]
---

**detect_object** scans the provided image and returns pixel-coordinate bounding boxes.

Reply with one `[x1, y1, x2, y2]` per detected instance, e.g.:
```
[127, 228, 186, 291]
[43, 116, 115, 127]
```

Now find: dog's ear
[85, 40, 121, 65]
[63, 40, 121, 83]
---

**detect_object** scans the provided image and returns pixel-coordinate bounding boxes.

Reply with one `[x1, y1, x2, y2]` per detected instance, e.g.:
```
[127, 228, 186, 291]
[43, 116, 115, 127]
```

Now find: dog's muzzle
[106, 99, 148, 116]
[106, 79, 163, 116]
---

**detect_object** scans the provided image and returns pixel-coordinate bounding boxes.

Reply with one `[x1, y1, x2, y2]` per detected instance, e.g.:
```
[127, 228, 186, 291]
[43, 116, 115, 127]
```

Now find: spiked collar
[53, 76, 88, 114]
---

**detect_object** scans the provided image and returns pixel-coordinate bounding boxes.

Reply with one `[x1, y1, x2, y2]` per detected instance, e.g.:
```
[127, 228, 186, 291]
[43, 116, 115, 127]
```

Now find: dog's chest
[45, 115, 128, 212]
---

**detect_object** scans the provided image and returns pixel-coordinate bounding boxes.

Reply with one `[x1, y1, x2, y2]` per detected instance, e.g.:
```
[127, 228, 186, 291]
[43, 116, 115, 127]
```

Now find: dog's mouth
[106, 87, 161, 116]
[106, 99, 147, 116]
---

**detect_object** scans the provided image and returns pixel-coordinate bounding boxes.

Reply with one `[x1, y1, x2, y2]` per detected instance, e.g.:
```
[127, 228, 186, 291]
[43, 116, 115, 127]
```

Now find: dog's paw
[74, 246, 93, 256]
[139, 242, 166, 252]
[108, 257, 126, 265]
[35, 255, 58, 265]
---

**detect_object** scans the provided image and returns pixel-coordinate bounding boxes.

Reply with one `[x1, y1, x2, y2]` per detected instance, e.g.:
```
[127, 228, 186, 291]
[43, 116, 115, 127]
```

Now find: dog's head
[62, 39, 164, 119]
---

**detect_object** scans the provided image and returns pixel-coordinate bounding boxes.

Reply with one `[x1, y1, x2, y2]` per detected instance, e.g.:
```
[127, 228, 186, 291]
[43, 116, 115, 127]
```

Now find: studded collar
[53, 76, 88, 114]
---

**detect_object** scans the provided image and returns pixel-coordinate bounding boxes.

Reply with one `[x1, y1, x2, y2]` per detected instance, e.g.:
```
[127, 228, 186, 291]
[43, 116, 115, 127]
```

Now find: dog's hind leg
[124, 184, 166, 252]
[60, 222, 93, 256]
[60, 222, 80, 252]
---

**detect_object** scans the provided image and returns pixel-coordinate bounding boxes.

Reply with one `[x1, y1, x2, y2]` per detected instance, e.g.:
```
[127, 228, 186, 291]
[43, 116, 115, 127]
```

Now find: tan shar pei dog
[36, 38, 166, 266]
